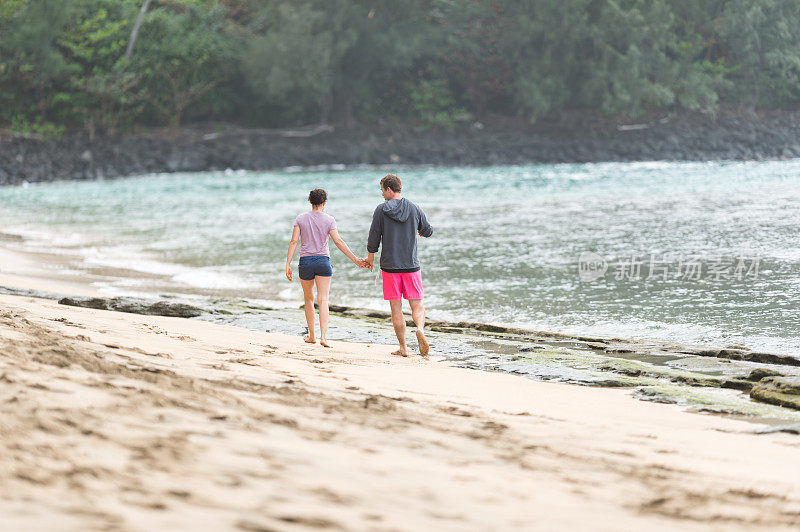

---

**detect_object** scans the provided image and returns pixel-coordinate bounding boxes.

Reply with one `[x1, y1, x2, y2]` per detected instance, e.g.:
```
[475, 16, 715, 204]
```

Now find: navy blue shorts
[298, 255, 333, 280]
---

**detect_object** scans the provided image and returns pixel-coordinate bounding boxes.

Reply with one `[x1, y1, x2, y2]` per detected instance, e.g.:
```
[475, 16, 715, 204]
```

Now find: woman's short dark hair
[308, 188, 327, 205]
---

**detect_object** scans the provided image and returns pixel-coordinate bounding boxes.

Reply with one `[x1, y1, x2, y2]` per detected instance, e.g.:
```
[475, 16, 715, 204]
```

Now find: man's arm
[366, 206, 383, 271]
[417, 207, 433, 238]
[367, 206, 383, 253]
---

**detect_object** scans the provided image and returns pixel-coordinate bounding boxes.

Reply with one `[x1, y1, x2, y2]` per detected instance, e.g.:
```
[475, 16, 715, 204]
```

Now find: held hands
[353, 257, 369, 269]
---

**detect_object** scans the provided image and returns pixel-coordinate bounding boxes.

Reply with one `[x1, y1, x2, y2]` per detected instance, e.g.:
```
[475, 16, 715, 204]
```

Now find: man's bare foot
[303, 335, 316, 344]
[320, 339, 332, 348]
[416, 329, 429, 357]
[390, 348, 409, 357]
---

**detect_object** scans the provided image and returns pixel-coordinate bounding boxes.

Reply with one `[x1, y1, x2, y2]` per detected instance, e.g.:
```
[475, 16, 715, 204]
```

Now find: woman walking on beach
[285, 188, 365, 347]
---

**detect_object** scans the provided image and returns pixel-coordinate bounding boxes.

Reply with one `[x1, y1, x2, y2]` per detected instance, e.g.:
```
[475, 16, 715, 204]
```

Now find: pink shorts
[382, 270, 424, 300]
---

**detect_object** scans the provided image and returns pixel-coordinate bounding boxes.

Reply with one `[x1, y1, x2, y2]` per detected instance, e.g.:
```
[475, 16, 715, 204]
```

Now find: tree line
[2, 0, 800, 138]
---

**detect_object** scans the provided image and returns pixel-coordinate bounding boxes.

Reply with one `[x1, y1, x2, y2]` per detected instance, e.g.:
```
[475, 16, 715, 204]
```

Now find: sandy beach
[1, 245, 799, 531]
[5, 0, 800, 528]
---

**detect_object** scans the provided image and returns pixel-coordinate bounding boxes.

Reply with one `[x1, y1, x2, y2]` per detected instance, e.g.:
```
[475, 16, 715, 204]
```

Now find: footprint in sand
[170, 334, 196, 342]
[51, 317, 84, 328]
[227, 358, 258, 366]
[140, 324, 168, 335]
[202, 363, 229, 371]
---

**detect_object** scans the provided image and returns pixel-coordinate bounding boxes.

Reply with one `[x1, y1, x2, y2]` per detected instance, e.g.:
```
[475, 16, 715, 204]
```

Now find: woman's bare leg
[315, 275, 332, 347]
[300, 278, 316, 343]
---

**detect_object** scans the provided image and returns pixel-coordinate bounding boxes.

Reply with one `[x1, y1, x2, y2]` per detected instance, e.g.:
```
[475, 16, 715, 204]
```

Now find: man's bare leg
[389, 299, 408, 356]
[409, 298, 428, 356]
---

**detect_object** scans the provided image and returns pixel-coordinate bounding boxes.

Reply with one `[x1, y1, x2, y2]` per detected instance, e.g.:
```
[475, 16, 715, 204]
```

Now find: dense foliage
[2, 0, 800, 136]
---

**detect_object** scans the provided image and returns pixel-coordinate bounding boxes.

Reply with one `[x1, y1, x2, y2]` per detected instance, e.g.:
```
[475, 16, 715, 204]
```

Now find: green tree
[242, 0, 441, 125]
[499, 0, 725, 120]
[59, 0, 140, 136]
[127, 2, 239, 127]
[2, 0, 800, 134]
[579, 0, 690, 115]
[334, 0, 438, 122]
[433, 0, 513, 116]
[0, 0, 75, 128]
[242, 1, 355, 124]
[716, 0, 800, 111]
[498, 0, 591, 118]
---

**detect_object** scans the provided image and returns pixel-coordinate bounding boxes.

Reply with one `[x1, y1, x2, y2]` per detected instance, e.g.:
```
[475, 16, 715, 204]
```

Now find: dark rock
[0, 232, 22, 243]
[718, 348, 749, 357]
[745, 368, 783, 381]
[725, 352, 800, 367]
[603, 347, 636, 354]
[58, 297, 109, 310]
[59, 296, 203, 318]
[597, 363, 644, 377]
[685, 348, 800, 367]
[721, 379, 753, 392]
[0, 285, 63, 299]
[575, 336, 610, 344]
[429, 326, 464, 333]
[755, 424, 800, 435]
[695, 406, 748, 416]
[750, 376, 800, 410]
[670, 375, 723, 387]
[635, 388, 679, 404]
[146, 301, 204, 317]
[6, 112, 800, 186]
[472, 323, 508, 333]
[589, 378, 635, 388]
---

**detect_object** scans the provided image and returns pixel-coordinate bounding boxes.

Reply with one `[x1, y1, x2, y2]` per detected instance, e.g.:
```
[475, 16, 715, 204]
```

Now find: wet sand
[2, 247, 800, 530]
[0, 245, 104, 298]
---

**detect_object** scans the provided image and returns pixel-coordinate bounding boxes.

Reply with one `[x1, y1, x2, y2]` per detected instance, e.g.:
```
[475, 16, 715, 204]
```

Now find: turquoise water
[1, 161, 799, 356]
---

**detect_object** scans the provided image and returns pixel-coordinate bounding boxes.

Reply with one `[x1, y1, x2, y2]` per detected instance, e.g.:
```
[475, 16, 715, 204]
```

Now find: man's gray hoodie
[367, 198, 433, 272]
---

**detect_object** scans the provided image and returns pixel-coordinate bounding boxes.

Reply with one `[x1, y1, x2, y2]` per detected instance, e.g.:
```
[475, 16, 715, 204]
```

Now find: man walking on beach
[366, 174, 433, 357]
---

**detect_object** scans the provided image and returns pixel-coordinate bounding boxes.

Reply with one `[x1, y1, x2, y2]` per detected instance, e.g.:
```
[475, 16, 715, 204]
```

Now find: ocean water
[1, 161, 798, 356]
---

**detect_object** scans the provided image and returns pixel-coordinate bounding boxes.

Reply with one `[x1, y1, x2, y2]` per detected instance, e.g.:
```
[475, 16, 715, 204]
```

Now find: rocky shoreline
[5, 285, 799, 417]
[3, 111, 800, 184]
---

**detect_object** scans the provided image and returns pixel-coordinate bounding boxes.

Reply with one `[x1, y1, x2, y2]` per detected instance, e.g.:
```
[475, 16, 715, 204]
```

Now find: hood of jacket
[381, 198, 411, 223]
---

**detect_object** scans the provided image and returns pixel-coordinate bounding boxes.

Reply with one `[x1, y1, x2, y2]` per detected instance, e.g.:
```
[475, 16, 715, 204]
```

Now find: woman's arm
[285, 226, 301, 281]
[330, 229, 364, 266]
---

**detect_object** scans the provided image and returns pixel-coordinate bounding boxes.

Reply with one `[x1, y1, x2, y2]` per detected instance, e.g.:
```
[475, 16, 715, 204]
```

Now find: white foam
[278, 286, 298, 300]
[79, 247, 185, 276]
[172, 269, 254, 290]
[78, 245, 257, 291]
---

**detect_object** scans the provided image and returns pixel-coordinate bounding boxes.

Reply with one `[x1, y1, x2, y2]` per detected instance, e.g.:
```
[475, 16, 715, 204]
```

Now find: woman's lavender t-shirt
[294, 211, 337, 257]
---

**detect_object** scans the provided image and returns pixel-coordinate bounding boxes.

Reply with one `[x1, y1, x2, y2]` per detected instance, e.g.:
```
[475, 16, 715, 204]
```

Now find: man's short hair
[308, 188, 327, 205]
[380, 174, 402, 193]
